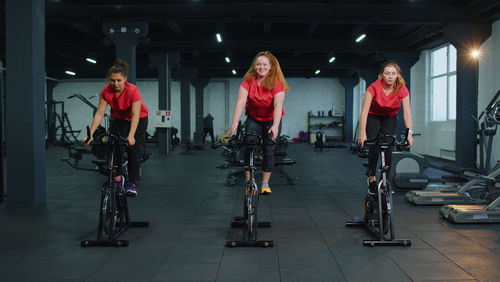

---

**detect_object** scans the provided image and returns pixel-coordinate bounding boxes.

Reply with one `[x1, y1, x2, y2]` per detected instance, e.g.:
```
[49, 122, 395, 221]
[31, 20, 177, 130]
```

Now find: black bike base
[80, 239, 129, 247]
[80, 221, 149, 248]
[231, 221, 272, 228]
[225, 240, 274, 248]
[363, 239, 411, 247]
[345, 220, 411, 247]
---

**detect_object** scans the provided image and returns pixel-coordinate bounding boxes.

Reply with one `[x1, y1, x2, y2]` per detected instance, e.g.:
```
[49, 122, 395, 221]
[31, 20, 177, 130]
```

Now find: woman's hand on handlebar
[268, 125, 279, 141]
[83, 136, 92, 147]
[227, 123, 238, 136]
[357, 133, 367, 147]
[127, 135, 136, 146]
[406, 134, 413, 148]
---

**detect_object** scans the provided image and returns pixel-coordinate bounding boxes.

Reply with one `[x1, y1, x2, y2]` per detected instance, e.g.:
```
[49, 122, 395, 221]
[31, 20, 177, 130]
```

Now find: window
[430, 44, 457, 121]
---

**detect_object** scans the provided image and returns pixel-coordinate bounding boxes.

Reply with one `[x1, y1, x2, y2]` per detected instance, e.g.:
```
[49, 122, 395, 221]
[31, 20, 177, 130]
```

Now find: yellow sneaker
[260, 186, 272, 195]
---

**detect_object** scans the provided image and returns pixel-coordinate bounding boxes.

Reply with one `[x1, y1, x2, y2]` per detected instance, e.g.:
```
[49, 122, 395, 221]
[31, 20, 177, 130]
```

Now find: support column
[102, 22, 148, 84]
[444, 23, 491, 167]
[5, 0, 46, 205]
[192, 79, 210, 134]
[46, 80, 58, 145]
[358, 68, 378, 87]
[383, 52, 419, 136]
[0, 60, 4, 203]
[175, 68, 198, 144]
[340, 77, 358, 142]
[149, 52, 179, 155]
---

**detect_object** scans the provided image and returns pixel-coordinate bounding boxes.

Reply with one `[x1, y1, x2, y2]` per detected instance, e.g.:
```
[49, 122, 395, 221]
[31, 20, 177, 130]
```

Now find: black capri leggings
[244, 116, 281, 173]
[366, 114, 397, 177]
[110, 116, 148, 184]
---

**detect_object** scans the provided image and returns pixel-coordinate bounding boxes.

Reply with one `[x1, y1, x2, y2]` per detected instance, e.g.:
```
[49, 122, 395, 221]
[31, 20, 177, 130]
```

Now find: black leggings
[244, 116, 281, 173]
[366, 114, 397, 177]
[110, 117, 148, 184]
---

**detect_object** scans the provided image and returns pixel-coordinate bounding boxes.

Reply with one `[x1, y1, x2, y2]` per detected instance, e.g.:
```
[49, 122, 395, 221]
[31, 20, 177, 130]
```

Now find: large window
[430, 44, 457, 121]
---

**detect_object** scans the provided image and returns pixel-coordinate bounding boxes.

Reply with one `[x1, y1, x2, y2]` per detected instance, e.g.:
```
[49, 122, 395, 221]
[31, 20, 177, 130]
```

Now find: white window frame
[429, 43, 457, 121]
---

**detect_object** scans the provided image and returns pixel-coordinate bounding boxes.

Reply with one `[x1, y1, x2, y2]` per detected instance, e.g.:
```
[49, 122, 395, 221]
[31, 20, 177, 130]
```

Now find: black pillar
[46, 80, 58, 145]
[102, 22, 148, 84]
[358, 68, 378, 86]
[340, 77, 358, 142]
[0, 60, 4, 203]
[149, 52, 180, 156]
[192, 79, 210, 134]
[444, 23, 491, 167]
[175, 68, 198, 144]
[5, 0, 46, 205]
[383, 52, 419, 136]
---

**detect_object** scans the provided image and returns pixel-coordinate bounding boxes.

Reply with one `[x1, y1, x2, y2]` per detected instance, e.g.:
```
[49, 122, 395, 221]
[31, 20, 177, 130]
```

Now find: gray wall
[52, 77, 346, 141]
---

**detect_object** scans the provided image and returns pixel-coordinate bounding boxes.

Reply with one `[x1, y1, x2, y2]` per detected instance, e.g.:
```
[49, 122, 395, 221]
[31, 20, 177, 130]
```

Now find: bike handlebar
[364, 128, 409, 147]
[242, 133, 277, 146]
[85, 125, 127, 146]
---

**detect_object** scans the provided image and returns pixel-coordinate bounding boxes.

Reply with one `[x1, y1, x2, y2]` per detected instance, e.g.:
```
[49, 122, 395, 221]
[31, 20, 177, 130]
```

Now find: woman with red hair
[227, 51, 289, 195]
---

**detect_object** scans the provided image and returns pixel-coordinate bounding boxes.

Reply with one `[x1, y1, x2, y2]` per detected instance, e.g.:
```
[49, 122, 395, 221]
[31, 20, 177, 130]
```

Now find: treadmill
[440, 195, 500, 223]
[406, 89, 500, 205]
[405, 168, 500, 205]
[439, 90, 500, 223]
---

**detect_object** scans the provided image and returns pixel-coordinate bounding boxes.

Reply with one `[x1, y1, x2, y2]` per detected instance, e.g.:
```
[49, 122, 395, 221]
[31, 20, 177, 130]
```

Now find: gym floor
[1, 143, 500, 281]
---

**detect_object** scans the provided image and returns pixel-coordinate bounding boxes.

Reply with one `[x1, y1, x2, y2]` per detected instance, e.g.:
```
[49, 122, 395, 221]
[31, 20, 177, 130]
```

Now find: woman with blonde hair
[227, 51, 289, 194]
[358, 60, 413, 196]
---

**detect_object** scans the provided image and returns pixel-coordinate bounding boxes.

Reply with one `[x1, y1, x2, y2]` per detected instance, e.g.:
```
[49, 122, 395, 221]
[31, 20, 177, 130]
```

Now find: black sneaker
[367, 179, 377, 196]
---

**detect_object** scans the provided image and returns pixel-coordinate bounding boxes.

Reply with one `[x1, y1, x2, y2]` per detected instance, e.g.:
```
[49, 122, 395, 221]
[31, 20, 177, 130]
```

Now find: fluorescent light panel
[355, 34, 366, 43]
[329, 56, 336, 63]
[225, 57, 230, 63]
[232, 69, 237, 75]
[86, 58, 97, 64]
[315, 70, 321, 75]
[216, 33, 222, 42]
[65, 70, 76, 76]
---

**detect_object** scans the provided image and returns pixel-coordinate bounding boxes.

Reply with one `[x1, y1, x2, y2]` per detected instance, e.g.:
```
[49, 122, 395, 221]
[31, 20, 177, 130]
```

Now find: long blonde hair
[243, 51, 289, 92]
[377, 60, 405, 96]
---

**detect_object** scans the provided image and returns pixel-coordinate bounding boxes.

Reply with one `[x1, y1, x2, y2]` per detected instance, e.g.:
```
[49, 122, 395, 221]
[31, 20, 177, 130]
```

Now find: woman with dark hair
[227, 51, 289, 195]
[358, 60, 413, 195]
[84, 60, 149, 197]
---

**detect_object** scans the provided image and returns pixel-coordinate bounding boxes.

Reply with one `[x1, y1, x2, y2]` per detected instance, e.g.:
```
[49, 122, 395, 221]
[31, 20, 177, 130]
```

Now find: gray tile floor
[1, 143, 500, 281]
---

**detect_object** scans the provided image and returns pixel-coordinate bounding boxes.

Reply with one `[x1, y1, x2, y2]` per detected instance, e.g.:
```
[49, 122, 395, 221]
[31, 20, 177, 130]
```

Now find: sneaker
[367, 179, 377, 196]
[126, 183, 137, 197]
[260, 186, 272, 195]
[115, 177, 125, 195]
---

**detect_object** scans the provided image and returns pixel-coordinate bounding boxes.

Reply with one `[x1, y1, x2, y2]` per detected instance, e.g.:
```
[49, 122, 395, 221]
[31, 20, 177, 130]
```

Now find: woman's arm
[84, 98, 108, 146]
[358, 91, 373, 146]
[227, 86, 248, 136]
[401, 95, 413, 147]
[127, 100, 142, 146]
[269, 91, 285, 140]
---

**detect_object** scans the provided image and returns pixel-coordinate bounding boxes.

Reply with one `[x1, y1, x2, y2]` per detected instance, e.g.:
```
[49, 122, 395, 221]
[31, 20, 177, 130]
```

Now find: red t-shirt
[367, 79, 409, 117]
[100, 82, 149, 121]
[241, 78, 285, 121]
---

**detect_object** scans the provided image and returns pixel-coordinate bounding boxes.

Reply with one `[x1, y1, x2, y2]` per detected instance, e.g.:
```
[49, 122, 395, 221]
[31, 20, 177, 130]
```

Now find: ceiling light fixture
[232, 69, 237, 75]
[471, 49, 480, 58]
[225, 57, 230, 63]
[315, 70, 321, 75]
[356, 34, 366, 43]
[65, 70, 76, 76]
[329, 56, 336, 63]
[216, 33, 222, 43]
[86, 58, 97, 64]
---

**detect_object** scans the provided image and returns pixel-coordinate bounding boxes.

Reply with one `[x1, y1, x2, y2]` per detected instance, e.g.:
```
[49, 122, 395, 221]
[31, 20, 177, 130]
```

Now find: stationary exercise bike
[226, 133, 274, 248]
[81, 127, 149, 247]
[346, 129, 411, 247]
